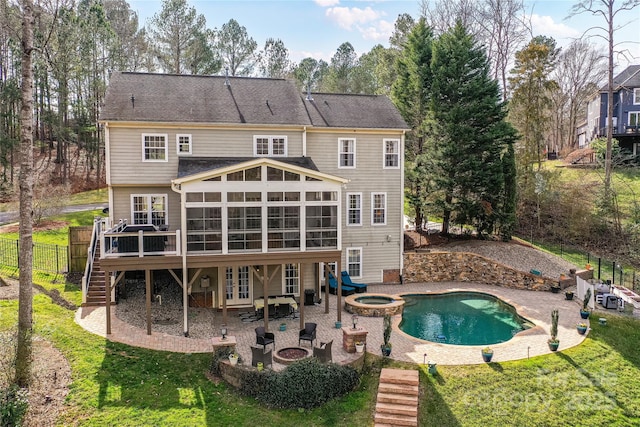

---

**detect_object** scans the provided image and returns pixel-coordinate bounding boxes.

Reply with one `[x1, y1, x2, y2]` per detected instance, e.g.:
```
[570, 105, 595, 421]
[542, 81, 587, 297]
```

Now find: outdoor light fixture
[352, 314, 359, 330]
[221, 327, 228, 340]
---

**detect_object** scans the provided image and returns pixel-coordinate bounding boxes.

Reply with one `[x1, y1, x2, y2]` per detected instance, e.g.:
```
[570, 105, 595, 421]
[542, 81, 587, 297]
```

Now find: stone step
[380, 368, 419, 386]
[374, 413, 418, 427]
[376, 402, 417, 417]
[378, 383, 419, 396]
[377, 392, 418, 406]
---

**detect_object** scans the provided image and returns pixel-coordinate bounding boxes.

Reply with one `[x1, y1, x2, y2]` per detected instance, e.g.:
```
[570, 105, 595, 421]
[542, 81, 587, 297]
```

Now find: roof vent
[306, 84, 313, 101]
[224, 66, 230, 86]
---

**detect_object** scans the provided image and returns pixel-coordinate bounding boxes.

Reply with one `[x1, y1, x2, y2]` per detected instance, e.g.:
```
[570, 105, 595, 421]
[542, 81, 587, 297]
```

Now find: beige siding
[108, 126, 304, 185]
[111, 186, 181, 230]
[307, 131, 404, 283]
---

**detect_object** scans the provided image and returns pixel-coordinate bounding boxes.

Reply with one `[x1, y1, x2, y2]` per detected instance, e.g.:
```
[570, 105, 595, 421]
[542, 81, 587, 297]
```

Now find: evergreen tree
[429, 22, 516, 236]
[391, 18, 434, 230]
[215, 18, 257, 77]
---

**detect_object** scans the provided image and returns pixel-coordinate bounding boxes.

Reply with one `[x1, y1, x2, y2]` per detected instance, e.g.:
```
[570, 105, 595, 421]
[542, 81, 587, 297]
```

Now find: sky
[129, 0, 640, 69]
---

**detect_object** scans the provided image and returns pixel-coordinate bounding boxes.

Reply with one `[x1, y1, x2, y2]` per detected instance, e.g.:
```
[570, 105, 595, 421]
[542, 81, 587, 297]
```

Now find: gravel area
[433, 239, 579, 280]
[114, 241, 580, 338]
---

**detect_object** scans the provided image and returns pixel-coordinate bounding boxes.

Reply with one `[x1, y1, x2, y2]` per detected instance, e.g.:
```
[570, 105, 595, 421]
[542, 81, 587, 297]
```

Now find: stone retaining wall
[403, 251, 559, 291]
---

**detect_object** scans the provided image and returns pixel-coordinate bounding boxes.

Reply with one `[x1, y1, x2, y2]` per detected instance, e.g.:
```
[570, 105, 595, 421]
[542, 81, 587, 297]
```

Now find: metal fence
[522, 235, 640, 293]
[0, 236, 68, 274]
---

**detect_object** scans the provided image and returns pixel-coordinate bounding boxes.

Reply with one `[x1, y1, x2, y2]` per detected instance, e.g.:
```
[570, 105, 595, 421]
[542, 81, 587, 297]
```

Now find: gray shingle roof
[101, 72, 408, 130]
[177, 157, 319, 178]
[600, 64, 640, 91]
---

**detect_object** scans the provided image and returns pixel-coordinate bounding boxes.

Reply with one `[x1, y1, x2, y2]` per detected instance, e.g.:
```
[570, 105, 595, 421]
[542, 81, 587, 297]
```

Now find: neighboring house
[93, 71, 408, 335]
[583, 64, 640, 158]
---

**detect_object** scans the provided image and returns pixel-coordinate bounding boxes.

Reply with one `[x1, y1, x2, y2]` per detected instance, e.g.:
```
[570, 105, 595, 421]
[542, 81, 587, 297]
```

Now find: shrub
[0, 385, 28, 427]
[252, 358, 359, 409]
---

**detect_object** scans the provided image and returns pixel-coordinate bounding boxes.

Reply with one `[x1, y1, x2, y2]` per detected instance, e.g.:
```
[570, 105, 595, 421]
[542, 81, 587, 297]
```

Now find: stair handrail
[81, 216, 106, 304]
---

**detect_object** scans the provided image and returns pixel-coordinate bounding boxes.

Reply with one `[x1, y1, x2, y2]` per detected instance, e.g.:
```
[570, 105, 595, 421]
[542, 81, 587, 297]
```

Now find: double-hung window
[371, 192, 386, 225]
[634, 88, 640, 105]
[346, 247, 362, 278]
[131, 194, 167, 226]
[177, 134, 192, 155]
[339, 138, 355, 168]
[142, 134, 168, 161]
[254, 136, 287, 157]
[347, 193, 362, 226]
[384, 139, 400, 168]
[283, 264, 300, 295]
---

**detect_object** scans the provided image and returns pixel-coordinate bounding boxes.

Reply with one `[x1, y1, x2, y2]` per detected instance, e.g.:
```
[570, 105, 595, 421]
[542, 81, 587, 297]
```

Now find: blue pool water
[399, 292, 532, 346]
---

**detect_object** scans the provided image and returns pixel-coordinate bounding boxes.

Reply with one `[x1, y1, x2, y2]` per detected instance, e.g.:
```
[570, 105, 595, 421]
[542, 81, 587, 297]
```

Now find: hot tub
[344, 293, 405, 317]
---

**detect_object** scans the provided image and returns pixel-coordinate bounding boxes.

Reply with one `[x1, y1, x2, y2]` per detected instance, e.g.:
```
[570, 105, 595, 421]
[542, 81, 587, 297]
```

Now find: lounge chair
[313, 340, 333, 363]
[299, 322, 317, 346]
[251, 346, 272, 368]
[255, 326, 275, 350]
[340, 271, 368, 293]
[326, 275, 355, 296]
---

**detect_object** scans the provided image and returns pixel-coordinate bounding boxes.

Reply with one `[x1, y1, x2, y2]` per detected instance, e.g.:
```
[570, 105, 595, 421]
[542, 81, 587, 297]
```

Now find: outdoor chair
[340, 271, 368, 293]
[255, 326, 275, 350]
[313, 340, 333, 363]
[326, 275, 355, 296]
[251, 346, 272, 368]
[299, 322, 317, 347]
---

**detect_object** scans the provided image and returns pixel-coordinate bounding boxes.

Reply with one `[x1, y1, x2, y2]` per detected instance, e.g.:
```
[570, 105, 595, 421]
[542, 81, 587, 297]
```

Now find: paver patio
[76, 281, 588, 368]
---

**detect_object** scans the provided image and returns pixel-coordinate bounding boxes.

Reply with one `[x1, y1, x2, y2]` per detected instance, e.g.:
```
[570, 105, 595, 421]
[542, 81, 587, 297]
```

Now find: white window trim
[141, 133, 168, 162]
[383, 139, 400, 169]
[633, 88, 640, 105]
[371, 192, 387, 226]
[176, 134, 192, 155]
[130, 194, 168, 225]
[282, 263, 300, 296]
[346, 192, 362, 226]
[346, 247, 363, 279]
[338, 138, 356, 169]
[629, 111, 640, 126]
[253, 135, 288, 157]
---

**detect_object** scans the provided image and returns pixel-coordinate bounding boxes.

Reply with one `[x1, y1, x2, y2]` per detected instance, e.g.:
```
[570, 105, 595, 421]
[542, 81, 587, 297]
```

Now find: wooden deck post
[145, 269, 152, 335]
[262, 264, 268, 331]
[299, 263, 305, 330]
[106, 274, 112, 334]
[336, 260, 342, 323]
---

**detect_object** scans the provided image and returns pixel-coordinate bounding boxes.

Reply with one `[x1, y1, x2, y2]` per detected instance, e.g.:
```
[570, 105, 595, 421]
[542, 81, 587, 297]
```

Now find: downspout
[400, 130, 406, 284]
[104, 122, 113, 226]
[302, 126, 307, 157]
[172, 181, 189, 336]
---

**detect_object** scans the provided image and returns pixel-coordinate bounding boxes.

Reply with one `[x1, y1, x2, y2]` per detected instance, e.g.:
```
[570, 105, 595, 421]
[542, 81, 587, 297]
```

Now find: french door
[220, 266, 252, 306]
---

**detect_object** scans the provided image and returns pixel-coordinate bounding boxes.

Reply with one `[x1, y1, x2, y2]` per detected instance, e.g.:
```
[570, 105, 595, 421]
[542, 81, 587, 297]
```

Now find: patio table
[253, 296, 298, 311]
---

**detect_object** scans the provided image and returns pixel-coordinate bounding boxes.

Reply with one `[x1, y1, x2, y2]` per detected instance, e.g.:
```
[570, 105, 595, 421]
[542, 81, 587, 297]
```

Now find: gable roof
[101, 72, 408, 130]
[600, 64, 640, 91]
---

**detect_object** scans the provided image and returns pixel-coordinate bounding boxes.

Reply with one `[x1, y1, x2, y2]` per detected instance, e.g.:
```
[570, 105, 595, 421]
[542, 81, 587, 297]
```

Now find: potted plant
[548, 309, 560, 351]
[481, 347, 494, 362]
[576, 323, 588, 335]
[580, 288, 592, 319]
[279, 322, 286, 331]
[565, 290, 574, 300]
[228, 352, 239, 366]
[355, 341, 365, 353]
[380, 314, 392, 356]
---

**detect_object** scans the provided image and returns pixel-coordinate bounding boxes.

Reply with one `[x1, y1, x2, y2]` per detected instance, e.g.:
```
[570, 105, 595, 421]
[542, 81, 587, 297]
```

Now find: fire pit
[273, 347, 310, 365]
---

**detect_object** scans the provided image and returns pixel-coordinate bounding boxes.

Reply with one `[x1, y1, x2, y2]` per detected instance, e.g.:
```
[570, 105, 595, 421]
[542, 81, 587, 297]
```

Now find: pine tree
[429, 21, 516, 236]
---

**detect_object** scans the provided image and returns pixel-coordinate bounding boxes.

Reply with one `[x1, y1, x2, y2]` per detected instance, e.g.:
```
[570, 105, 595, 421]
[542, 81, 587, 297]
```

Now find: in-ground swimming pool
[399, 292, 532, 346]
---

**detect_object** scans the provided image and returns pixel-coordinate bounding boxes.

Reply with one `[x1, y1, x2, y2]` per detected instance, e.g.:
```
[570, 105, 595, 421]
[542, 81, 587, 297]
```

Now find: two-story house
[92, 71, 408, 336]
[584, 64, 640, 158]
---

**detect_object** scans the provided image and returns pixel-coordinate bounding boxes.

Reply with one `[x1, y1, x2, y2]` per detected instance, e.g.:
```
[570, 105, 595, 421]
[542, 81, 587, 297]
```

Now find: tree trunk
[16, 0, 35, 388]
[604, 0, 614, 199]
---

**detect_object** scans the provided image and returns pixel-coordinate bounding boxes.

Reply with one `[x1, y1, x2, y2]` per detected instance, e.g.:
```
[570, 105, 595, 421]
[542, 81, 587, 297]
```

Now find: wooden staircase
[84, 241, 107, 307]
[374, 368, 419, 427]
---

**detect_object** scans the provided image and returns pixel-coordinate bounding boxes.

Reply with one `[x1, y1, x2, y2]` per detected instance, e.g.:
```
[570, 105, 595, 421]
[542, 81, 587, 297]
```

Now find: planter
[355, 343, 365, 353]
[257, 362, 264, 372]
[335, 321, 342, 329]
[551, 286, 561, 294]
[428, 362, 437, 375]
[481, 350, 494, 363]
[548, 340, 559, 352]
[580, 310, 590, 319]
[577, 324, 588, 335]
[228, 354, 239, 366]
[381, 345, 391, 357]
[565, 292, 574, 300]
[279, 323, 286, 332]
